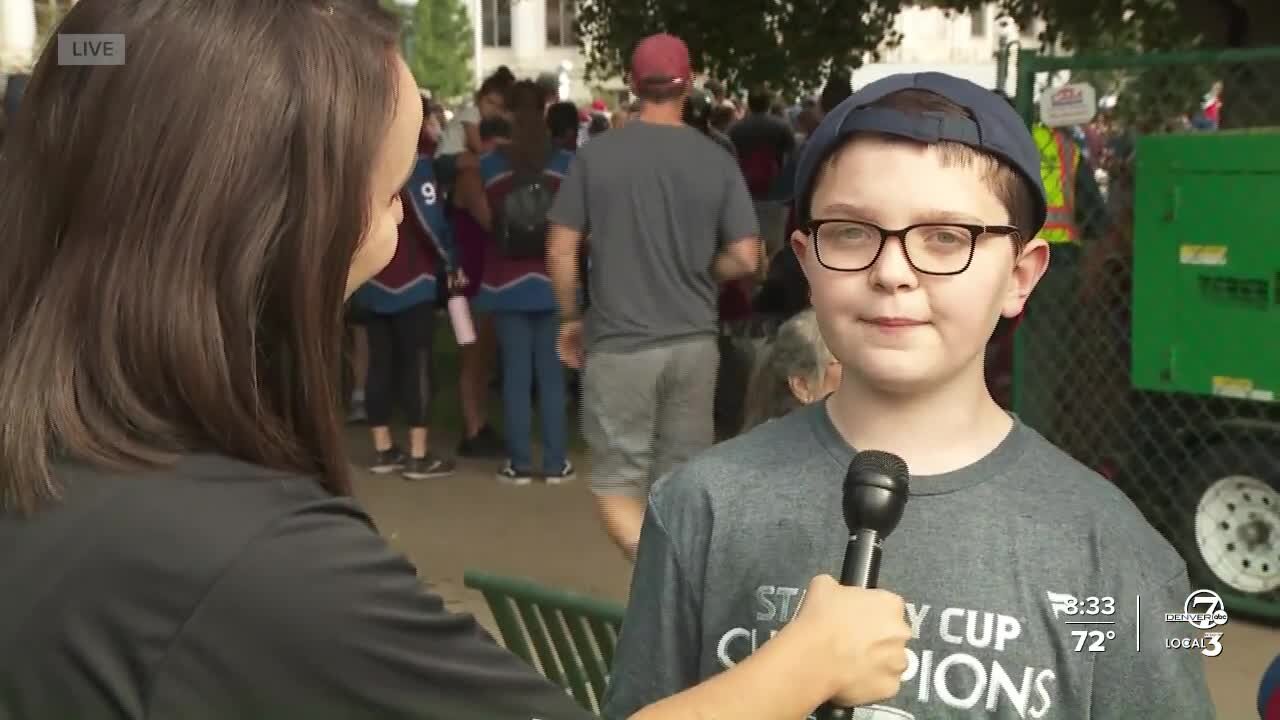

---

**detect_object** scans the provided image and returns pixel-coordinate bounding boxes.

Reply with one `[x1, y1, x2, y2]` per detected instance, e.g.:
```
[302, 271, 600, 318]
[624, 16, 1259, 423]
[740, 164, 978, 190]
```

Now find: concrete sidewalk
[347, 428, 1276, 719]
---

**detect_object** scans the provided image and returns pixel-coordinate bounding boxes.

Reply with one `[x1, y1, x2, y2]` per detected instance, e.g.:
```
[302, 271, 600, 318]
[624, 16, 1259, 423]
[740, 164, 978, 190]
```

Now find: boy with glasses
[604, 74, 1213, 719]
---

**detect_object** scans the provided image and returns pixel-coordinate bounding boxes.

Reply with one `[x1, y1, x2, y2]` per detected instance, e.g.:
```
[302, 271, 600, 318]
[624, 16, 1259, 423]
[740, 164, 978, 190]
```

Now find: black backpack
[495, 163, 556, 260]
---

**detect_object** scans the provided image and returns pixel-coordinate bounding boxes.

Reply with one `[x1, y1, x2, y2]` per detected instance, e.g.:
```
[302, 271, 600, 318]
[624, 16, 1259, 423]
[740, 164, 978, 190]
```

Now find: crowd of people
[340, 53, 850, 497]
[337, 40, 1088, 564]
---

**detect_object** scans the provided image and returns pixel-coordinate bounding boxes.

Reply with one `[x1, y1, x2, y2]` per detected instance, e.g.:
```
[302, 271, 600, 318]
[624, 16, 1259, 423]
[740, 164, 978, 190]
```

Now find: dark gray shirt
[604, 402, 1214, 719]
[0, 456, 594, 720]
[707, 128, 737, 158]
[547, 120, 758, 354]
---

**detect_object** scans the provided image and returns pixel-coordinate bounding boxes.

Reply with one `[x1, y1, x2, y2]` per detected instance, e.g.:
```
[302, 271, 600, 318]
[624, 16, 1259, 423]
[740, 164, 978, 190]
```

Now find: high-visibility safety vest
[1034, 123, 1080, 244]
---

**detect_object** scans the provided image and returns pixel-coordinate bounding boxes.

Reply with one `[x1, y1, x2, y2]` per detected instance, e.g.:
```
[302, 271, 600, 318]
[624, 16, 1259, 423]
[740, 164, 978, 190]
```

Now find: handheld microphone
[1260, 653, 1280, 719]
[816, 450, 910, 720]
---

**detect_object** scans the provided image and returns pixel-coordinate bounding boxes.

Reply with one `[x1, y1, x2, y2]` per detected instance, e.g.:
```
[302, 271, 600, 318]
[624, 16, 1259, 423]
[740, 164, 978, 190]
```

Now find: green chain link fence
[1011, 47, 1280, 623]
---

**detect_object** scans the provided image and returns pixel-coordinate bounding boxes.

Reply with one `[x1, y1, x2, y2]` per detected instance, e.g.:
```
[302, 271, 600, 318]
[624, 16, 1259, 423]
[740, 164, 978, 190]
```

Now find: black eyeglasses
[806, 219, 1021, 276]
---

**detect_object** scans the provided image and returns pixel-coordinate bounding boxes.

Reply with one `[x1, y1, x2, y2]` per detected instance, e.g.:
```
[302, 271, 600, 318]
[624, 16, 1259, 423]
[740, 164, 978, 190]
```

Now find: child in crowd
[604, 73, 1212, 719]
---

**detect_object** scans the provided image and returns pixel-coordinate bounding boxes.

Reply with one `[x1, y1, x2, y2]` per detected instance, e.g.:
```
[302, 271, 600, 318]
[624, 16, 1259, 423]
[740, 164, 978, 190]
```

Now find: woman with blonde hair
[741, 308, 842, 432]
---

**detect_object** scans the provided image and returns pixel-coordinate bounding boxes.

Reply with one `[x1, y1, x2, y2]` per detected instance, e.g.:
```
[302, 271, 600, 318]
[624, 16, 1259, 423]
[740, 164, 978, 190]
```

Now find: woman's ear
[787, 374, 812, 404]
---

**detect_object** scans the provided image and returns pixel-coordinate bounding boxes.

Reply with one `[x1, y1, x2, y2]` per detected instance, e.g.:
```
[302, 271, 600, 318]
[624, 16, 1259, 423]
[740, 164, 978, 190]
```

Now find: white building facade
[854, 4, 1039, 96]
[467, 0, 608, 103]
[0, 0, 38, 72]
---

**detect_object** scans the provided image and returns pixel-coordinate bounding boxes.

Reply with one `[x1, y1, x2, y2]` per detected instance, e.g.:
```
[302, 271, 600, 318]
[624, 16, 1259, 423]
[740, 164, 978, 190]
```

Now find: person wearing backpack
[454, 80, 574, 486]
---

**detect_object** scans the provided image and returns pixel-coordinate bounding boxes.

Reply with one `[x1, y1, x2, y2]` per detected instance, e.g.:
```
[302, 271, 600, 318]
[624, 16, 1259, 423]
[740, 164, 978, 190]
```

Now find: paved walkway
[346, 427, 1276, 719]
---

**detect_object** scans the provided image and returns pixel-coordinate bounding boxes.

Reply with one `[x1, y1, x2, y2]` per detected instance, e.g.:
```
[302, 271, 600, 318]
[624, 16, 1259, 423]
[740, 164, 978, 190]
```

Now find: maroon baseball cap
[630, 33, 691, 91]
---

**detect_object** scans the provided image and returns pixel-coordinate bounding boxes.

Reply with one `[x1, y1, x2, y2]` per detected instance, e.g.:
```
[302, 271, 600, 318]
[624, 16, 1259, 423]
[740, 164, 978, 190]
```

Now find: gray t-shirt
[604, 402, 1214, 719]
[0, 456, 595, 720]
[547, 120, 759, 354]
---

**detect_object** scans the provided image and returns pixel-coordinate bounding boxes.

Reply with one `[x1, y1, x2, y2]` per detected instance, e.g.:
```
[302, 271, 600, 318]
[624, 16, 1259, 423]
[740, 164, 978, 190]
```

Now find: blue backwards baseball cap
[794, 72, 1047, 237]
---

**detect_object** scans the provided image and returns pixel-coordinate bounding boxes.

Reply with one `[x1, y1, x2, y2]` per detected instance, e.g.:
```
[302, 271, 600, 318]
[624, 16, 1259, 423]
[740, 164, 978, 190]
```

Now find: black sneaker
[496, 462, 533, 486]
[402, 454, 456, 480]
[544, 460, 576, 485]
[457, 425, 505, 459]
[369, 447, 406, 474]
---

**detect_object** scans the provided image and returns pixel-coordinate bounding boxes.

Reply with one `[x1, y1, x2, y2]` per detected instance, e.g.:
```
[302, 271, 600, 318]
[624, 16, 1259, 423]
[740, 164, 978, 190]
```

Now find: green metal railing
[464, 570, 625, 715]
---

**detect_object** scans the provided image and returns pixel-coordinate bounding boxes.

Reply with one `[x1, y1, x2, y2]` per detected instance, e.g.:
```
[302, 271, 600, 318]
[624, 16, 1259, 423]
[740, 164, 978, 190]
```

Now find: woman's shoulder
[51, 454, 369, 566]
[32, 456, 358, 566]
[1, 456, 378, 670]
[76, 456, 395, 632]
[138, 470, 596, 718]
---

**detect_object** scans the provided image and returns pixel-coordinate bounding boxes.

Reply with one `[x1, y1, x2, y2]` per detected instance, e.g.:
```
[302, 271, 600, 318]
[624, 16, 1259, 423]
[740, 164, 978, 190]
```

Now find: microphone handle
[839, 530, 881, 589]
[815, 530, 881, 720]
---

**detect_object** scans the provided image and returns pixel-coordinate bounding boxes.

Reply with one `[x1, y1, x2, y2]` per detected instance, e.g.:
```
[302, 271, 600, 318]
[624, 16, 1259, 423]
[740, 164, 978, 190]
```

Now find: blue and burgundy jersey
[352, 148, 458, 315]
[471, 148, 572, 313]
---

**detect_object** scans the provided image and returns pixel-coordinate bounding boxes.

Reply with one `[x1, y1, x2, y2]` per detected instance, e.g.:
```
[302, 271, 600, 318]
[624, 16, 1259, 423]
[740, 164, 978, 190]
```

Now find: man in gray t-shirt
[546, 33, 760, 559]
[603, 403, 1215, 719]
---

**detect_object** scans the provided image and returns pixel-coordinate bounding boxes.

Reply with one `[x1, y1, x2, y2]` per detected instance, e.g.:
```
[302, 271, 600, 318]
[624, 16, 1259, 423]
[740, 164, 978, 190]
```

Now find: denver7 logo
[1184, 589, 1228, 630]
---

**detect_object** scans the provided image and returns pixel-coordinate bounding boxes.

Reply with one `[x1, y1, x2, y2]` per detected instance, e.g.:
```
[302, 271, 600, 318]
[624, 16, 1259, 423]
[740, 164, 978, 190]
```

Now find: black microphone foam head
[842, 450, 910, 537]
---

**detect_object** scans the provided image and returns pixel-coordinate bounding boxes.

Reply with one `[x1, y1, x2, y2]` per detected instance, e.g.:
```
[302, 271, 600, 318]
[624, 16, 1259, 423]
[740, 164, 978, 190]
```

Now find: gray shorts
[582, 338, 720, 498]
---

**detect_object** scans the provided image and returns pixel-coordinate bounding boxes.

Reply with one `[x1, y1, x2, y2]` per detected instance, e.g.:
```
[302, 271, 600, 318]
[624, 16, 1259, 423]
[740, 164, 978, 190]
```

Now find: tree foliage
[575, 0, 1280, 93]
[406, 0, 474, 102]
[994, 0, 1279, 52]
[575, 0, 910, 93]
[1013, 0, 1280, 129]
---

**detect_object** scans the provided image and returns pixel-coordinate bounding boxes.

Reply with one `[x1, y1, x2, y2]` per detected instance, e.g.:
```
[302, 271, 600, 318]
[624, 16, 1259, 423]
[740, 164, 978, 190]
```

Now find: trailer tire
[1180, 433, 1280, 603]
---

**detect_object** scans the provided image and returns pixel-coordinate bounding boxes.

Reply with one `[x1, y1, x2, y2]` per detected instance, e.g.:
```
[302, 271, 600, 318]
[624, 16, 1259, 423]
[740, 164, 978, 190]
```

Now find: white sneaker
[496, 462, 533, 486]
[544, 460, 576, 485]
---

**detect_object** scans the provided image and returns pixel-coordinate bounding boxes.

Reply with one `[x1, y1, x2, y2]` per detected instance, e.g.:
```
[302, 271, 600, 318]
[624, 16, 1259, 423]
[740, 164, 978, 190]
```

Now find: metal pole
[1009, 46, 1039, 417]
[470, 0, 480, 87]
[995, 37, 1008, 93]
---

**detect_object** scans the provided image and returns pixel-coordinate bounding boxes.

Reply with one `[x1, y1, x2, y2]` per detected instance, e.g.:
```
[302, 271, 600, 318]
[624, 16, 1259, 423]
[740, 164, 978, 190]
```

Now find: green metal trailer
[1129, 130, 1280, 610]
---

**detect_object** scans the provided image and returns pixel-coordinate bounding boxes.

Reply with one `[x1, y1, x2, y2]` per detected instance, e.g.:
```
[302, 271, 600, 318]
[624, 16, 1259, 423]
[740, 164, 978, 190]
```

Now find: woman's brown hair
[0, 0, 402, 513]
[502, 80, 552, 176]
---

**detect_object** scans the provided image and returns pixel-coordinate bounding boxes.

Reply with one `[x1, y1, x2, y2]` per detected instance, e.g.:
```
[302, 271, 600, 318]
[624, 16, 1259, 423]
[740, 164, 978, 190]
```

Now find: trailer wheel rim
[1194, 475, 1280, 594]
